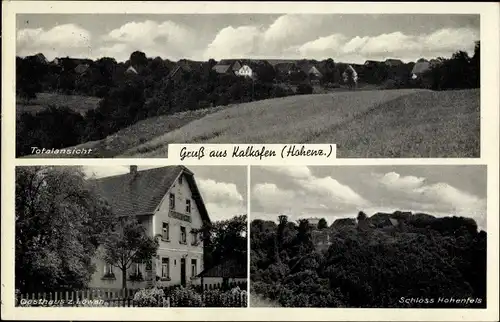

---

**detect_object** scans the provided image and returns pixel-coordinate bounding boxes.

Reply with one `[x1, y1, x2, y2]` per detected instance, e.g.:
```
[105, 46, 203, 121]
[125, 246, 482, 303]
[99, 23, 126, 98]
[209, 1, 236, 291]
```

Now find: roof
[75, 64, 90, 74]
[92, 166, 211, 224]
[389, 218, 399, 226]
[274, 62, 297, 73]
[364, 60, 380, 65]
[411, 61, 430, 75]
[212, 64, 232, 74]
[125, 66, 138, 74]
[197, 258, 247, 278]
[385, 58, 404, 65]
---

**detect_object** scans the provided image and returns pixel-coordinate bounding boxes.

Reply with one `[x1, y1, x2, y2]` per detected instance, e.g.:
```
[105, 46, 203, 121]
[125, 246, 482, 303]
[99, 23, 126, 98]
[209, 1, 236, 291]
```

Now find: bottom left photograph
[15, 165, 248, 307]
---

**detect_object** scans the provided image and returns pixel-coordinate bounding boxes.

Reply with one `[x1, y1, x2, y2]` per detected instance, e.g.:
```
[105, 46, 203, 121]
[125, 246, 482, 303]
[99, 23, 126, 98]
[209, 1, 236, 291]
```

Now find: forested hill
[250, 211, 486, 308]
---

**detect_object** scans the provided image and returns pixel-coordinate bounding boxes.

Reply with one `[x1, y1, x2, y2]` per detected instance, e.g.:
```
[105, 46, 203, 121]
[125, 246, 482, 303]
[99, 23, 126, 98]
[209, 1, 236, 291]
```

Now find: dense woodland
[16, 42, 480, 156]
[250, 211, 486, 308]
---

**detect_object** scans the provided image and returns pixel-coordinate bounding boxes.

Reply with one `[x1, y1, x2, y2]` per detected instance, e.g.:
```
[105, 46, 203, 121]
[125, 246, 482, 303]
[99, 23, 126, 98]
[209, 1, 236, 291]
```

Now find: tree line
[250, 211, 486, 308]
[16, 42, 479, 157]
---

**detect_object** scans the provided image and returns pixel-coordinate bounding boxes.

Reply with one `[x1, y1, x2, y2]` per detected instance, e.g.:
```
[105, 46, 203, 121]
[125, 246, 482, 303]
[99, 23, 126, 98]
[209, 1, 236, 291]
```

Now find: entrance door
[180, 258, 186, 286]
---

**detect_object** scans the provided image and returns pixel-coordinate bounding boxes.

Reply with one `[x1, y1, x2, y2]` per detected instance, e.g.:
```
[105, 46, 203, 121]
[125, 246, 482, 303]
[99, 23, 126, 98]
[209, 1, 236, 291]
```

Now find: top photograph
[15, 13, 480, 159]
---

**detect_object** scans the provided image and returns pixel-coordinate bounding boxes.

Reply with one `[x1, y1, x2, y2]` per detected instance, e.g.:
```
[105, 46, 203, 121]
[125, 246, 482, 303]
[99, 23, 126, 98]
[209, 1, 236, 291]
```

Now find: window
[178, 175, 183, 185]
[169, 193, 175, 210]
[134, 263, 141, 275]
[180, 226, 187, 244]
[104, 263, 113, 275]
[161, 258, 170, 278]
[191, 259, 197, 277]
[162, 222, 169, 240]
[191, 231, 197, 245]
[185, 199, 191, 214]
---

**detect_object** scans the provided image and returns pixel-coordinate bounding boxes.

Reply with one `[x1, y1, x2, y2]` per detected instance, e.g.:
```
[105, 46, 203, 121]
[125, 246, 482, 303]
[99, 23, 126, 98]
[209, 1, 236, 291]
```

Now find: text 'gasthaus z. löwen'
[168, 144, 336, 164]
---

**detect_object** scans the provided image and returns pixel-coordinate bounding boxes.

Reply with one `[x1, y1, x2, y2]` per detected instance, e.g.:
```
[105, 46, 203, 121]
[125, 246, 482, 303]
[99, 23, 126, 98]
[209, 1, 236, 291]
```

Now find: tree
[100, 217, 159, 290]
[357, 211, 367, 222]
[317, 218, 328, 230]
[130, 51, 148, 68]
[15, 166, 114, 293]
[195, 214, 247, 269]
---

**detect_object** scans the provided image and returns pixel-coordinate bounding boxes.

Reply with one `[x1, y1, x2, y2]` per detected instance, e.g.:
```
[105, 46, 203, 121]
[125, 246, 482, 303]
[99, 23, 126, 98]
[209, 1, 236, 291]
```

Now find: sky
[83, 165, 247, 222]
[250, 165, 487, 231]
[16, 14, 479, 64]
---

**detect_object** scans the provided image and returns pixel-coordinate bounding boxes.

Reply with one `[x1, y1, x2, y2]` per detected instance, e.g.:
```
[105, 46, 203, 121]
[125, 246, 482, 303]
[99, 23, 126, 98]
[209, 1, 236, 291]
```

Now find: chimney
[130, 165, 138, 175]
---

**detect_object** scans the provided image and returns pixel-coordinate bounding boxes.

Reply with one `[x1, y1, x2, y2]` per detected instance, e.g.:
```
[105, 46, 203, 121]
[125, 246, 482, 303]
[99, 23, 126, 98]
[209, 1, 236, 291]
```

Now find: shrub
[202, 289, 224, 307]
[296, 83, 313, 95]
[133, 287, 167, 307]
[170, 286, 203, 307]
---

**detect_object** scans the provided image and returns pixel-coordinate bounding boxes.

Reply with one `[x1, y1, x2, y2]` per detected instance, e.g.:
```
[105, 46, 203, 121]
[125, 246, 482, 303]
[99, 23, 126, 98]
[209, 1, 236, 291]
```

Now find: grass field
[16, 92, 102, 115]
[25, 88, 480, 158]
[122, 88, 479, 158]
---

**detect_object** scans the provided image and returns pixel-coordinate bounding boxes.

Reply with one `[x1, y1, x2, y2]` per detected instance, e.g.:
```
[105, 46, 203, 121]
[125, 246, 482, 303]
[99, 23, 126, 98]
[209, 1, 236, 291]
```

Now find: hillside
[25, 88, 479, 158]
[122, 88, 479, 158]
[23, 105, 230, 158]
[17, 92, 102, 115]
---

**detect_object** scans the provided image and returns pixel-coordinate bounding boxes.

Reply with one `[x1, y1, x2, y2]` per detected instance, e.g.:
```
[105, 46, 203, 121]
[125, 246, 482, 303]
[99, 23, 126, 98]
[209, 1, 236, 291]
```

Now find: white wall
[153, 172, 204, 286]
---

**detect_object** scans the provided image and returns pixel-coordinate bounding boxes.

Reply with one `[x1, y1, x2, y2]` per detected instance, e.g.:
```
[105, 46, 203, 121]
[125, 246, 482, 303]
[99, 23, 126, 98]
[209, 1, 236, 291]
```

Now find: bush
[170, 286, 203, 307]
[296, 83, 313, 95]
[133, 287, 167, 307]
[203, 289, 224, 307]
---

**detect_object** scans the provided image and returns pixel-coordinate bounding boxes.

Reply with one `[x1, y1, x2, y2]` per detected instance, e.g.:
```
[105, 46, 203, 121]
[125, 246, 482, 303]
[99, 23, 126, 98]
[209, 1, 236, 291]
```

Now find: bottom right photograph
[249, 165, 487, 308]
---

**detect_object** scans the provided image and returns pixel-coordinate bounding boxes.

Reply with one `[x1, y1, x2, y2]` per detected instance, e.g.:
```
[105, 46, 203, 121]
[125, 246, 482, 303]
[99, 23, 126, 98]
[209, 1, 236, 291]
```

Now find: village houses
[88, 165, 211, 290]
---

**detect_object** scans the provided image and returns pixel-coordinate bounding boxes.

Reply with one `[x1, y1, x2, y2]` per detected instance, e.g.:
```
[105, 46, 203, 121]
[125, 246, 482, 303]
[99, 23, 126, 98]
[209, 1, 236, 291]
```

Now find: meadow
[119, 88, 479, 158]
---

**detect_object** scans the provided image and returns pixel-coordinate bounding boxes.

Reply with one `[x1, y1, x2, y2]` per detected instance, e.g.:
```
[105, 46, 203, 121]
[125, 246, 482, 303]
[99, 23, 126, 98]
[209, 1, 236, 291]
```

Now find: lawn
[16, 92, 102, 115]
[124, 88, 479, 158]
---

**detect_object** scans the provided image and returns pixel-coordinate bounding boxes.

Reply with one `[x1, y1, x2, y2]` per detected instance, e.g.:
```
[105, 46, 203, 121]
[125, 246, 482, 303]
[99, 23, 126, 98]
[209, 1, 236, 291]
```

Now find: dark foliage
[251, 212, 486, 308]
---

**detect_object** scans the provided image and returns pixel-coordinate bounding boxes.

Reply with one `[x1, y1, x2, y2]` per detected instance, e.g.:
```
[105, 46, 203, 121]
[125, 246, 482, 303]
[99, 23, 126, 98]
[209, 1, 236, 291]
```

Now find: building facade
[88, 166, 211, 290]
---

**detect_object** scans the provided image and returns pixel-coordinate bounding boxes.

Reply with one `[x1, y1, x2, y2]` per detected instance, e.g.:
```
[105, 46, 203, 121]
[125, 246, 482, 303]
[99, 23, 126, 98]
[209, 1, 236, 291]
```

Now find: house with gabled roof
[75, 63, 90, 75]
[212, 59, 242, 75]
[301, 64, 323, 79]
[384, 58, 404, 67]
[125, 65, 139, 75]
[274, 62, 300, 76]
[195, 258, 247, 288]
[88, 166, 211, 289]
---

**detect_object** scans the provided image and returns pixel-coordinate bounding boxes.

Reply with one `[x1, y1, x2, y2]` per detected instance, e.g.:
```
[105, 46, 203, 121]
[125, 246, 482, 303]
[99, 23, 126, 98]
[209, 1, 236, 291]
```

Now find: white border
[2, 1, 499, 321]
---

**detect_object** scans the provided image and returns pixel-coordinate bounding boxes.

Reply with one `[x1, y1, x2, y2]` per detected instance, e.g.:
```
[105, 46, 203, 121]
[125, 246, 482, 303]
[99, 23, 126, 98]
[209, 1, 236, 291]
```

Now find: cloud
[17, 15, 479, 65]
[376, 172, 426, 190]
[373, 171, 486, 227]
[260, 166, 312, 179]
[204, 202, 246, 221]
[253, 166, 368, 218]
[305, 27, 479, 62]
[297, 176, 368, 206]
[101, 20, 201, 61]
[298, 34, 347, 58]
[197, 179, 244, 206]
[204, 25, 263, 60]
[252, 183, 296, 211]
[17, 24, 92, 60]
